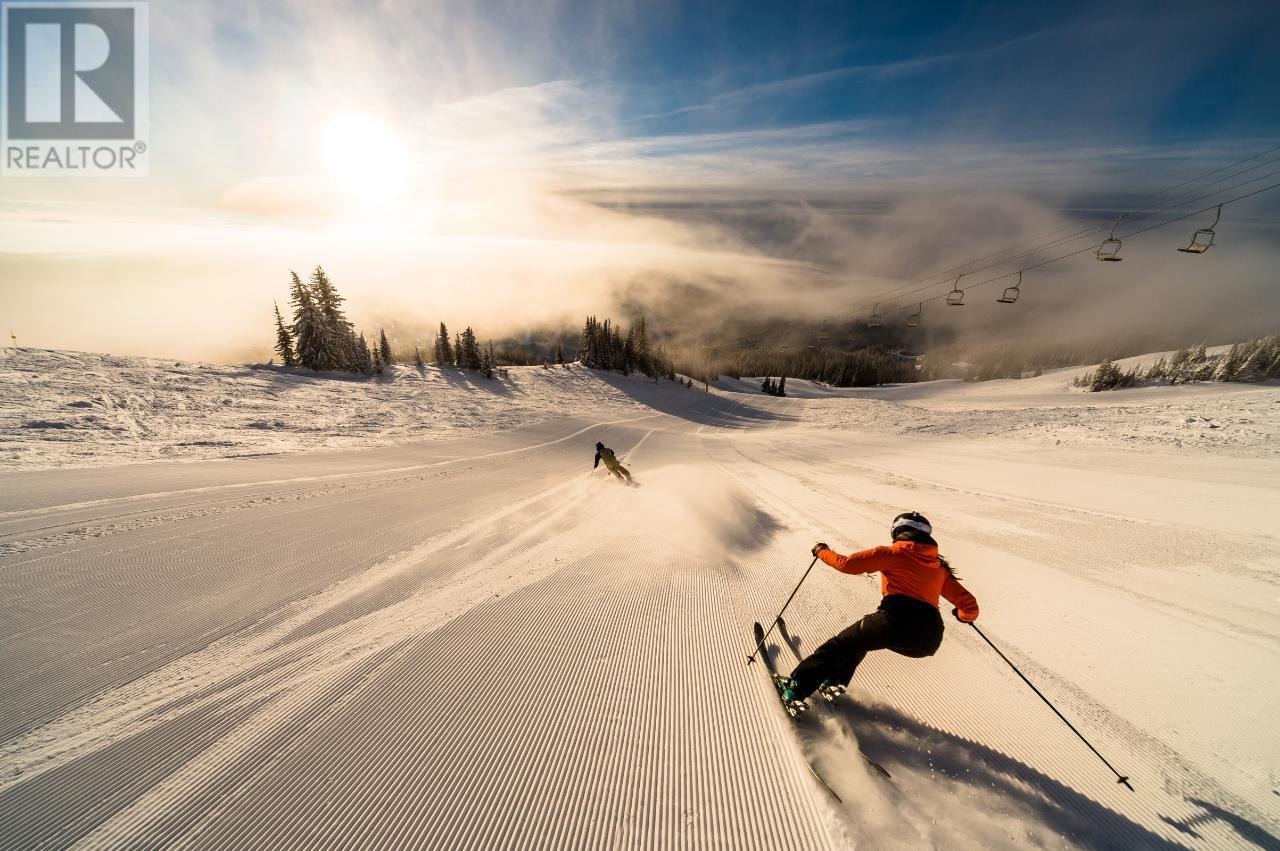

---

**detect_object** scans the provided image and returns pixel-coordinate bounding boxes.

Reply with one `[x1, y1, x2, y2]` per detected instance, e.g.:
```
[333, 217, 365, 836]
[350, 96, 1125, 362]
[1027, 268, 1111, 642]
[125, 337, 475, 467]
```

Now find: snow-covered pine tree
[273, 302, 296, 367]
[481, 342, 495, 379]
[378, 329, 393, 365]
[1232, 340, 1269, 382]
[460, 327, 482, 370]
[310, 266, 358, 371]
[579, 316, 598, 368]
[289, 270, 326, 371]
[555, 340, 565, 365]
[1261, 335, 1280, 379]
[454, 333, 463, 368]
[1191, 344, 1215, 382]
[1214, 343, 1244, 381]
[414, 346, 425, 369]
[357, 332, 373, 375]
[435, 323, 452, 365]
[777, 376, 786, 397]
[372, 346, 384, 375]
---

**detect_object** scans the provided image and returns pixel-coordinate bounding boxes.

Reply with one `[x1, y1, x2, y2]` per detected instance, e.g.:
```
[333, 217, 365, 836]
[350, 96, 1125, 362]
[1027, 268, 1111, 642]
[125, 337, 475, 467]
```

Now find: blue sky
[597, 1, 1278, 142]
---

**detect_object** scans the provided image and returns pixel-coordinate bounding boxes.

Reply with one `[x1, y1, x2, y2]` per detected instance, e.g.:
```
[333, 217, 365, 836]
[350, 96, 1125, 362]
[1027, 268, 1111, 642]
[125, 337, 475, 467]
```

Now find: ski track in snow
[1, 352, 1279, 849]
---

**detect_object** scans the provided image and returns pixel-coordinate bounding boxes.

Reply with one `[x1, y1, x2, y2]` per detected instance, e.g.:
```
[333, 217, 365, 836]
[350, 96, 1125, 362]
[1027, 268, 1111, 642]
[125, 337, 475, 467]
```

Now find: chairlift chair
[946, 274, 966, 306]
[997, 271, 1022, 304]
[1178, 204, 1221, 254]
[868, 304, 884, 328]
[905, 304, 922, 327]
[1096, 215, 1126, 262]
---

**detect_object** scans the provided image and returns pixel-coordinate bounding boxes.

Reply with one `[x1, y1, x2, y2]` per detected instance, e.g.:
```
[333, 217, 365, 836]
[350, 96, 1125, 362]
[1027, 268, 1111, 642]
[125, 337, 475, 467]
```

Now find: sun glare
[321, 112, 411, 206]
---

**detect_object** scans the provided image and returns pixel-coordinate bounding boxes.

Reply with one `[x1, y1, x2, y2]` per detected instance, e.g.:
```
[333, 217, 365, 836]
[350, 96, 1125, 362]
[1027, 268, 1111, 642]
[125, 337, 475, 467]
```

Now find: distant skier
[776, 511, 979, 711]
[592, 441, 632, 481]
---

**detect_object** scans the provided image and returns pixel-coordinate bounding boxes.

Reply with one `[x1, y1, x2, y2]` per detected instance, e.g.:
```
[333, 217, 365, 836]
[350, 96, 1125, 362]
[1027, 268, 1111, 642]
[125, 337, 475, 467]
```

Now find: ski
[776, 618, 892, 780]
[751, 622, 842, 803]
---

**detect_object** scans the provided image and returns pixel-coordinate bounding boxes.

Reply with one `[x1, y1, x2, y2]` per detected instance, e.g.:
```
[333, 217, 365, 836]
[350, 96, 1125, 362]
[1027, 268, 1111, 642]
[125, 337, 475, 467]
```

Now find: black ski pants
[788, 594, 944, 700]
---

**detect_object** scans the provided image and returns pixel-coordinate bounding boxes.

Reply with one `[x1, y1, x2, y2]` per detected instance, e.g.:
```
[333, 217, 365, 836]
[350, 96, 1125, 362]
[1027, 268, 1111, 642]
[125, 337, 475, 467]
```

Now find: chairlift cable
[849, 141, 1280, 311]
[1145, 153, 1280, 212]
[877, 180, 1280, 317]
[870, 166, 1280, 312]
[1147, 143, 1280, 199]
[713, 146, 1280, 350]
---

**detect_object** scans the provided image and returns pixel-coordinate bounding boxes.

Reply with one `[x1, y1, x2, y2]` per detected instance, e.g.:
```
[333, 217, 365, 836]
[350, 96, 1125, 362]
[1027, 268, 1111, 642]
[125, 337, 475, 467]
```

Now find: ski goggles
[891, 517, 932, 536]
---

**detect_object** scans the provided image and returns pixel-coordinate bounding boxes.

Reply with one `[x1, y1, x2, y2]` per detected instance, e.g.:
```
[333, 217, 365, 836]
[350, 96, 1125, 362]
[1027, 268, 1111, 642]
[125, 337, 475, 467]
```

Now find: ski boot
[771, 674, 809, 717]
[817, 679, 846, 704]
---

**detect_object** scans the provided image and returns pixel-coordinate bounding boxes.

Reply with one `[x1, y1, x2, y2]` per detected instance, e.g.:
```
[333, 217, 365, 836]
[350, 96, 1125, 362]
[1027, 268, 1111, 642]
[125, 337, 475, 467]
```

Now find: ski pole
[968, 621, 1133, 791]
[747, 555, 820, 665]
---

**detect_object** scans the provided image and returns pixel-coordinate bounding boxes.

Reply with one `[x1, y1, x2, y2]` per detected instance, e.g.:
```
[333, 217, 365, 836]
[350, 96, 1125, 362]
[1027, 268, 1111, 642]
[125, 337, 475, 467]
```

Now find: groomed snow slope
[1, 351, 1278, 849]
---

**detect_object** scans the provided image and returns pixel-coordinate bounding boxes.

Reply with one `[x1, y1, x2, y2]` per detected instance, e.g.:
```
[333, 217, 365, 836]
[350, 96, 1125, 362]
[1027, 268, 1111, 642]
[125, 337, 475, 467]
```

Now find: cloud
[3, 1, 1279, 363]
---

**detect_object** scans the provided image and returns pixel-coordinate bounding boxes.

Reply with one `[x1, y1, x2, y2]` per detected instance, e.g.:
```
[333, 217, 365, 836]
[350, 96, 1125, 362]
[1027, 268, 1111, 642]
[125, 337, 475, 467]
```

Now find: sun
[320, 112, 410, 206]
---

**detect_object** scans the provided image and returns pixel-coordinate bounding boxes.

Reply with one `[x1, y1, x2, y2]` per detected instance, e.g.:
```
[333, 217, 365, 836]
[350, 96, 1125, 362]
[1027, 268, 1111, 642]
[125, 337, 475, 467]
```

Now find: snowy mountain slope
[718, 370, 1280, 457]
[1, 350, 1278, 849]
[0, 348, 661, 470]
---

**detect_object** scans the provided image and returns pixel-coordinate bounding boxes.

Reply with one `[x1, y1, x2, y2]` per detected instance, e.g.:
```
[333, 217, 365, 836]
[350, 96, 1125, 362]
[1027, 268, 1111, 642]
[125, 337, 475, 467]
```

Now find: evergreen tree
[622, 331, 635, 375]
[454, 333, 463, 368]
[555, 340, 565, 365]
[1233, 341, 1270, 382]
[289, 270, 326, 370]
[1259, 336, 1280, 379]
[1215, 343, 1244, 381]
[414, 346, 425, 369]
[273, 302, 296, 367]
[579, 316, 598, 368]
[378, 328, 393, 365]
[310, 266, 357, 371]
[631, 315, 651, 374]
[481, 341, 495, 379]
[460, 327, 482, 370]
[435, 323, 453, 366]
[357, 333, 373, 375]
[608, 321, 624, 370]
[777, 376, 786, 397]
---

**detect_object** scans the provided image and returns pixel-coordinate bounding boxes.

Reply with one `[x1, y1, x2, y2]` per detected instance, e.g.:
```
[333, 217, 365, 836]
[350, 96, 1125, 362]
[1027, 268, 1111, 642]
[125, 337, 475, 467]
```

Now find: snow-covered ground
[1, 348, 1278, 849]
[0, 348, 653, 470]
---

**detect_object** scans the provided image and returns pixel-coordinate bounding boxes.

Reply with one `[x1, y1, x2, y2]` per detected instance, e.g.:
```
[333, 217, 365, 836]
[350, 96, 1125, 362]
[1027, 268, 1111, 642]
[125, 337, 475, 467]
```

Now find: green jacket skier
[593, 441, 632, 480]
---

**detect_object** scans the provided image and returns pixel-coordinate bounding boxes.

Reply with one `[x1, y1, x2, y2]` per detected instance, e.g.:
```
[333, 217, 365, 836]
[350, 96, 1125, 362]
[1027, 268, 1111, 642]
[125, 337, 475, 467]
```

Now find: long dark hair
[893, 527, 962, 581]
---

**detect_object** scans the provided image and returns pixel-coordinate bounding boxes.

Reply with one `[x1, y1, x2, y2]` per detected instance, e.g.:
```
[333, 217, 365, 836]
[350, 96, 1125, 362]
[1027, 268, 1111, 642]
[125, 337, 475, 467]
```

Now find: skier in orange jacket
[778, 511, 979, 709]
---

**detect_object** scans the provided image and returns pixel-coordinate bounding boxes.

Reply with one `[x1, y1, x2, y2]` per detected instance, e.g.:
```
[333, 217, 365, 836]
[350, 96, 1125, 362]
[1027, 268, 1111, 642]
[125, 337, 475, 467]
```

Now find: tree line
[578, 315, 677, 379]
[1074, 334, 1280, 391]
[271, 267, 502, 378]
[707, 345, 916, 387]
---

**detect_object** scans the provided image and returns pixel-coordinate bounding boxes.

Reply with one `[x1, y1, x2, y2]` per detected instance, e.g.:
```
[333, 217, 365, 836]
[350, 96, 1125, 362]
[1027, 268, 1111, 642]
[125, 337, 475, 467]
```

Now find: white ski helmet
[891, 511, 932, 537]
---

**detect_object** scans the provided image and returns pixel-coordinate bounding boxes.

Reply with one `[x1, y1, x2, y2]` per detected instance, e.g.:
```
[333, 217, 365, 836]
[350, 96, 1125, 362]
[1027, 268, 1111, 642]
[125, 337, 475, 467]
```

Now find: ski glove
[811, 542, 829, 557]
[951, 607, 975, 623]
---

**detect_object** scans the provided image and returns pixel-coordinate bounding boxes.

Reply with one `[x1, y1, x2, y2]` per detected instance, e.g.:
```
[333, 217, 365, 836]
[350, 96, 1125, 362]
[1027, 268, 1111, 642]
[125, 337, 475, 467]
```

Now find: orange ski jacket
[818, 541, 979, 622]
